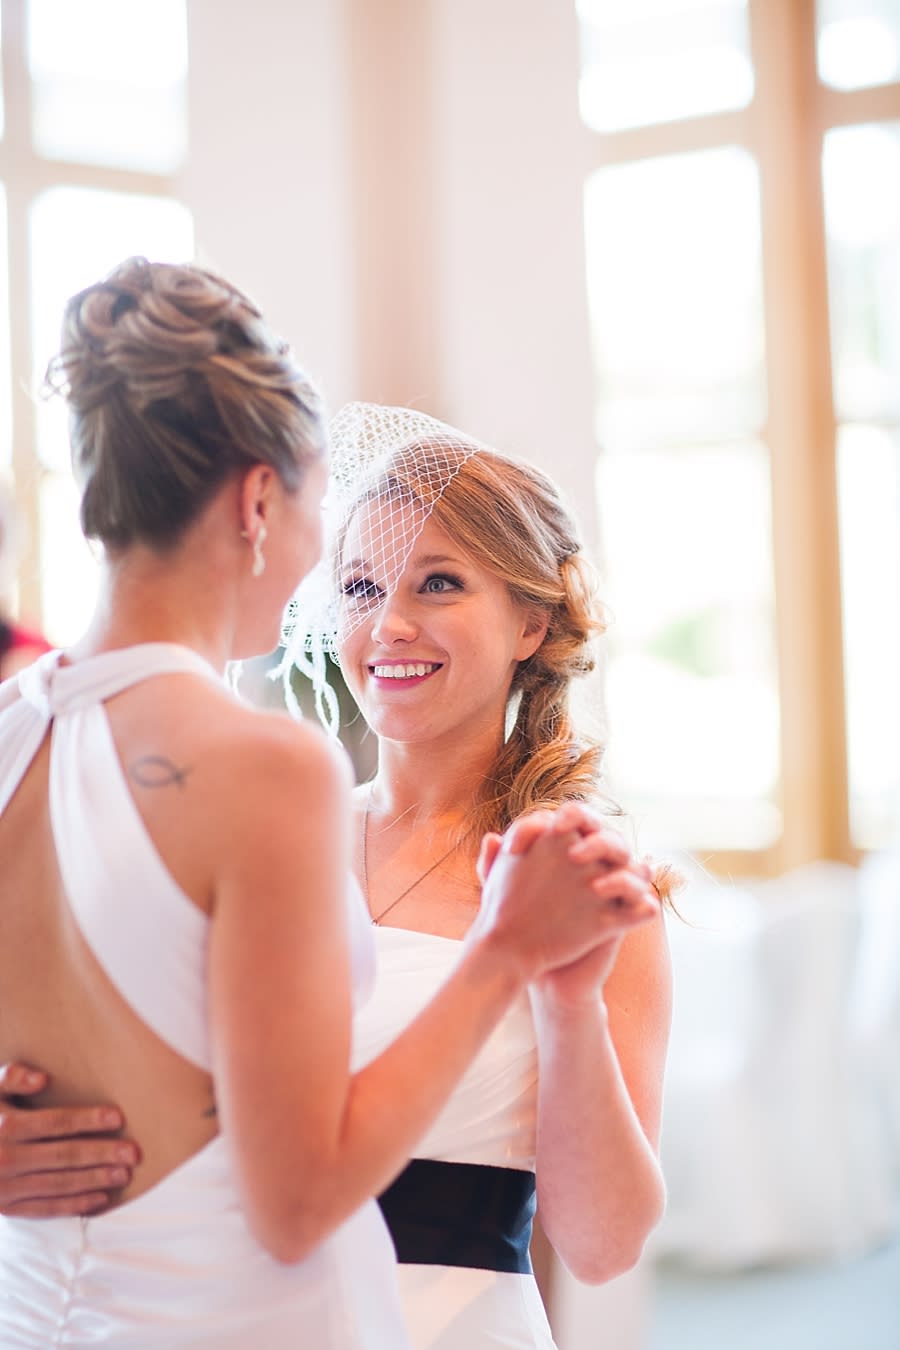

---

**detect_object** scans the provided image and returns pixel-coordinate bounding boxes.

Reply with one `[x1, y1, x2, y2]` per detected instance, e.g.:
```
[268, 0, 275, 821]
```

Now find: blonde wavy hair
[343, 444, 607, 828]
[344, 442, 681, 907]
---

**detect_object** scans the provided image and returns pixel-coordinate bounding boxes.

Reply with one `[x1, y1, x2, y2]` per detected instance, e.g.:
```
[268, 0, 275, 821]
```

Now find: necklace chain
[362, 783, 470, 926]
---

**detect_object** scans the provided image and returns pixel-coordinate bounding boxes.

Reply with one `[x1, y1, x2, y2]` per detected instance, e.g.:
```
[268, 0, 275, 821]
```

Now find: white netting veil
[275, 402, 488, 732]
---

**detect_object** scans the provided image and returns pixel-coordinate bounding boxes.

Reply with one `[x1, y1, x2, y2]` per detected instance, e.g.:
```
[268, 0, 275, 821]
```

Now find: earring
[241, 524, 267, 578]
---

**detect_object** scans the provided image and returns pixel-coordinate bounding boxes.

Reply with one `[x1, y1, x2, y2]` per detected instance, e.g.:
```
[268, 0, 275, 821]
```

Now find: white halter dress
[0, 645, 408, 1349]
[354, 927, 557, 1350]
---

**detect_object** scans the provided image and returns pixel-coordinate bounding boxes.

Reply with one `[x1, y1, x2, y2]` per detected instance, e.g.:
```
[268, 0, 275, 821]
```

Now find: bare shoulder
[117, 671, 353, 832]
[203, 695, 353, 807]
[189, 696, 355, 907]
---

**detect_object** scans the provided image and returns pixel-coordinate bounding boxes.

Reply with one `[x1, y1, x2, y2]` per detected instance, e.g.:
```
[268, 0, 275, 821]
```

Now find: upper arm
[604, 911, 673, 1150]
[206, 721, 356, 1254]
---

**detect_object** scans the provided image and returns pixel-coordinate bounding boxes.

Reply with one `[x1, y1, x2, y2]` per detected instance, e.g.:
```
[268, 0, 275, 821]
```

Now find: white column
[430, 0, 599, 544]
[183, 0, 358, 411]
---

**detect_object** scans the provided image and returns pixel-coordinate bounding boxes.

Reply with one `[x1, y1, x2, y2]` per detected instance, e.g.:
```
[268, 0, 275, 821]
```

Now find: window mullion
[3, 0, 42, 619]
[750, 0, 852, 867]
[583, 106, 754, 169]
[818, 81, 900, 131]
[15, 157, 176, 199]
[2, 0, 32, 157]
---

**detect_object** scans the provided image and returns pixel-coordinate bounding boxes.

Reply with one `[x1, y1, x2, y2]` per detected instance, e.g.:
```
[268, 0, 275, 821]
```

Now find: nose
[369, 589, 418, 645]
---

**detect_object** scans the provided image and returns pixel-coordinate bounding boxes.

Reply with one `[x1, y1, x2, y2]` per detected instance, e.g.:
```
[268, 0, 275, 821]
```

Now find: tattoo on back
[129, 755, 193, 789]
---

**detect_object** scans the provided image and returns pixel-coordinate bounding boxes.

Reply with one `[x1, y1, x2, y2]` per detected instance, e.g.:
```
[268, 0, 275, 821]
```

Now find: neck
[372, 720, 504, 825]
[70, 549, 238, 675]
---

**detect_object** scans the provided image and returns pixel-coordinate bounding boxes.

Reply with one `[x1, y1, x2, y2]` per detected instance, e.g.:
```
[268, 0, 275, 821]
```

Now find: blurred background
[0, 0, 898, 1345]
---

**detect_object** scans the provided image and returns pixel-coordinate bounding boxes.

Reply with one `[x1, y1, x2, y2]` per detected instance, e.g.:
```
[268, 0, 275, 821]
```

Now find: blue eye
[422, 574, 461, 595]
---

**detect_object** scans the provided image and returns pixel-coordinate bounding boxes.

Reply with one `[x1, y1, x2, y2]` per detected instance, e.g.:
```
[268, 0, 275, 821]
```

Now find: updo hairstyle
[46, 256, 325, 551]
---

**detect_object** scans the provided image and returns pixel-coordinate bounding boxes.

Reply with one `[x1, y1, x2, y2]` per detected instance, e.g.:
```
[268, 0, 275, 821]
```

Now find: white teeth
[373, 663, 439, 679]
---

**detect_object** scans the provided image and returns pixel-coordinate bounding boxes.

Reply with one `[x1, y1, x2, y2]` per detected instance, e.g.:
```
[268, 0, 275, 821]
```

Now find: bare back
[0, 648, 263, 1207]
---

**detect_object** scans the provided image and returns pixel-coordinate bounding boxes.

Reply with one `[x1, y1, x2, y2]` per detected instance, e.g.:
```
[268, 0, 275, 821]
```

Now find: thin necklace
[362, 782, 472, 926]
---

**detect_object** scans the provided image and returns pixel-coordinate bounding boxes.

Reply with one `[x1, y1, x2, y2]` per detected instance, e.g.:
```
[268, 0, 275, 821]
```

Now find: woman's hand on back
[0, 1063, 139, 1217]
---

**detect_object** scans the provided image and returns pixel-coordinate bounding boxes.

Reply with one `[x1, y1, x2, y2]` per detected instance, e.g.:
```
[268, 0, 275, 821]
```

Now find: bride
[0, 264, 659, 1347]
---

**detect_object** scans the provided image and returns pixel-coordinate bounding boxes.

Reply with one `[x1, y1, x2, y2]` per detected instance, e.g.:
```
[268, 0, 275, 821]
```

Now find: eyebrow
[341, 553, 467, 574]
[410, 553, 467, 568]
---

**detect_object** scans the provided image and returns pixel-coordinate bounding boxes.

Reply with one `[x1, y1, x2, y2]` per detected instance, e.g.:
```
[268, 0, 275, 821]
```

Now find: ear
[238, 464, 276, 538]
[514, 608, 549, 663]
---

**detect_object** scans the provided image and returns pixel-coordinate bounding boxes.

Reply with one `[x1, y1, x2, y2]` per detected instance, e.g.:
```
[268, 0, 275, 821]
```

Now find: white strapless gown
[354, 927, 558, 1350]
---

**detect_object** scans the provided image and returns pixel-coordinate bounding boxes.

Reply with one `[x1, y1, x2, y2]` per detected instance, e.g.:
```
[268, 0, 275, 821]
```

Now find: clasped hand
[476, 802, 659, 1008]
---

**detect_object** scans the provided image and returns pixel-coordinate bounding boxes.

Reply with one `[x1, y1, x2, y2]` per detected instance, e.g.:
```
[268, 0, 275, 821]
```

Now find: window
[577, 0, 900, 869]
[823, 120, 900, 849]
[0, 0, 191, 645]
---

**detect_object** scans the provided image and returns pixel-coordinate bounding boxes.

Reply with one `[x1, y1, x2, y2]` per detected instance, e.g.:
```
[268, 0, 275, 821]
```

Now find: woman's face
[336, 500, 546, 747]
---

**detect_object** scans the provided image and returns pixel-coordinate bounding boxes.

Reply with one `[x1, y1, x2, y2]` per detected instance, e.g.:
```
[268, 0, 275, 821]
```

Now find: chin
[366, 711, 444, 743]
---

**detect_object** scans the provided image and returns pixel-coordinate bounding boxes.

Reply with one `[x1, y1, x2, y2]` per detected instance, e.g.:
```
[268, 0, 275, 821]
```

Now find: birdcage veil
[274, 402, 487, 733]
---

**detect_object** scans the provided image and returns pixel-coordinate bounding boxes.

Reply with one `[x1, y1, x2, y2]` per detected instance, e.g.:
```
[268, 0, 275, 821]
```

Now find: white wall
[430, 0, 598, 538]
[184, 0, 598, 543]
[184, 0, 358, 411]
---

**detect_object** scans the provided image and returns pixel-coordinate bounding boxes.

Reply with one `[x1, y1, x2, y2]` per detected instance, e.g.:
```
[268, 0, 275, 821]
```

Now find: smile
[371, 663, 442, 679]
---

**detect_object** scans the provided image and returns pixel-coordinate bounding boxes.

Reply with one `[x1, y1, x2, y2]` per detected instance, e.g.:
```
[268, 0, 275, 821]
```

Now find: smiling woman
[339, 511, 550, 770]
[289, 403, 609, 838]
[279, 402, 672, 1350]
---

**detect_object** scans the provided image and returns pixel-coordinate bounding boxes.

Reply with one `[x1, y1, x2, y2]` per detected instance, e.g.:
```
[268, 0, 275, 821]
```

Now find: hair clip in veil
[274, 403, 487, 734]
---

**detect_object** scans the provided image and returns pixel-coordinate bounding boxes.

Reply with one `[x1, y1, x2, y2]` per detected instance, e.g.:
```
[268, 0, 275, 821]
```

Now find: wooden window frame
[583, 0, 900, 876]
[0, 0, 179, 621]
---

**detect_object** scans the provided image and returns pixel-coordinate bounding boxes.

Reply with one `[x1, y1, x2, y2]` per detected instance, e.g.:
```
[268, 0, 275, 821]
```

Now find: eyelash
[421, 572, 463, 595]
[341, 577, 383, 602]
[340, 572, 463, 601]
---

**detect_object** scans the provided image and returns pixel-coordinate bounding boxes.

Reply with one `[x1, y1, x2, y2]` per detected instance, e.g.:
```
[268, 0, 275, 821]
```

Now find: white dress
[353, 927, 558, 1350]
[0, 645, 409, 1349]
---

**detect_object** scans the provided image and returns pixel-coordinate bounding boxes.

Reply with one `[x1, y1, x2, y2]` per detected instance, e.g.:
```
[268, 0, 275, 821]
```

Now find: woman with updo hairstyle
[0, 269, 659, 1346]
[283, 404, 674, 1349]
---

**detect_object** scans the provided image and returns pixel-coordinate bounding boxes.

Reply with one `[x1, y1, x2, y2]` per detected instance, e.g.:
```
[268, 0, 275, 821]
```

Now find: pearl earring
[241, 524, 267, 578]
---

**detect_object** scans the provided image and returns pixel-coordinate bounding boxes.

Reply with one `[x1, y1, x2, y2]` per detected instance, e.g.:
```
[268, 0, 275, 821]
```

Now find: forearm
[222, 816, 659, 1263]
[530, 993, 666, 1283]
[266, 934, 524, 1260]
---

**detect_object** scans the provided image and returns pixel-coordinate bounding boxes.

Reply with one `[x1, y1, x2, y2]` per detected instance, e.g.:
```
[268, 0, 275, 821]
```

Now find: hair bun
[46, 256, 325, 552]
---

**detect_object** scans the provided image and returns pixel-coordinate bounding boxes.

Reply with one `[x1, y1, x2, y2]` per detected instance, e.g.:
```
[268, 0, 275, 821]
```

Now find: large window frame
[0, 0, 183, 624]
[583, 0, 900, 876]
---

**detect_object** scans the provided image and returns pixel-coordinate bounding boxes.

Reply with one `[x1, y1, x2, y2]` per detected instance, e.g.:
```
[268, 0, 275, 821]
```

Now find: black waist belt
[377, 1158, 536, 1273]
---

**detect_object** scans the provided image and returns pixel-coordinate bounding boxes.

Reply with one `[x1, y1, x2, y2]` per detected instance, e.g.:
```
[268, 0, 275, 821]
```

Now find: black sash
[377, 1158, 536, 1273]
